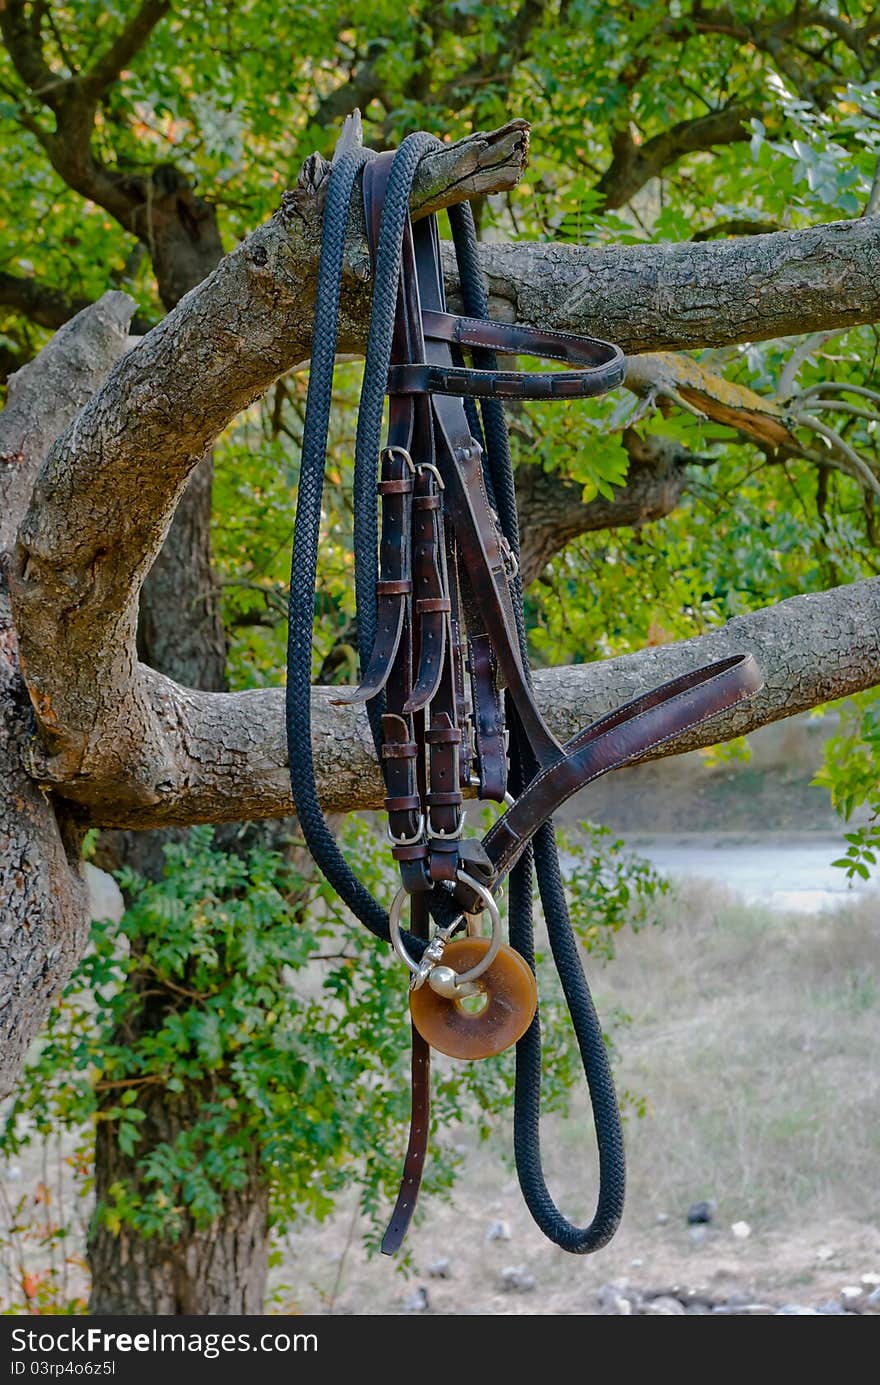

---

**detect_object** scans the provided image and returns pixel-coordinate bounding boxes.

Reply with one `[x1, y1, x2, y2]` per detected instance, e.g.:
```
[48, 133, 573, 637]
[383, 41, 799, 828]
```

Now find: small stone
[861, 1273, 880, 1287]
[688, 1225, 708, 1246]
[500, 1265, 536, 1293]
[427, 1258, 450, 1279]
[776, 1304, 821, 1315]
[630, 1258, 644, 1268]
[684, 1291, 716, 1309]
[4, 1165, 21, 1182]
[594, 1284, 633, 1314]
[594, 1281, 636, 1314]
[862, 1287, 880, 1313]
[403, 1286, 430, 1313]
[687, 1200, 716, 1225]
[815, 1245, 834, 1262]
[485, 1219, 511, 1242]
[596, 1280, 625, 1303]
[642, 1295, 685, 1315]
[818, 1300, 847, 1315]
[711, 1300, 767, 1315]
[655, 1212, 670, 1225]
[84, 862, 125, 923]
[840, 1285, 864, 1302]
[731, 1221, 751, 1240]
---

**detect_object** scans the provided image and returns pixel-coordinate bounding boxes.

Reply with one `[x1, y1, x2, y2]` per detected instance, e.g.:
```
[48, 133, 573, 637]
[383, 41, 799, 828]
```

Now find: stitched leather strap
[388, 359, 625, 400]
[421, 309, 624, 370]
[482, 652, 762, 884]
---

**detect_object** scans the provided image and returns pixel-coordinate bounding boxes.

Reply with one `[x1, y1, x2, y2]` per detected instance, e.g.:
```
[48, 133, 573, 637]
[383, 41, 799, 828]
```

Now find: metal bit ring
[388, 873, 503, 988]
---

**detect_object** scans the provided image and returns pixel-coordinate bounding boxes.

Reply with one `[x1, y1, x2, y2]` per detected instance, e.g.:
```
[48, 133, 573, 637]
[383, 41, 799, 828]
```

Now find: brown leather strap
[332, 443, 413, 706]
[381, 890, 431, 1257]
[469, 631, 508, 802]
[388, 360, 625, 400]
[405, 462, 448, 713]
[481, 652, 762, 884]
[422, 309, 625, 372]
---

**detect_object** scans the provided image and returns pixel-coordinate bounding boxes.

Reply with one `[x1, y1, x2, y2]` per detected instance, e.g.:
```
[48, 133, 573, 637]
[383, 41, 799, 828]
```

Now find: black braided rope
[353, 131, 440, 754]
[287, 134, 625, 1253]
[450, 198, 625, 1251]
[286, 145, 391, 944]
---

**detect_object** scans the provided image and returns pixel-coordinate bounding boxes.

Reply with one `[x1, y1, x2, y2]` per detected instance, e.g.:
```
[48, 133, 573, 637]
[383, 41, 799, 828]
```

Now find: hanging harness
[286, 132, 762, 1256]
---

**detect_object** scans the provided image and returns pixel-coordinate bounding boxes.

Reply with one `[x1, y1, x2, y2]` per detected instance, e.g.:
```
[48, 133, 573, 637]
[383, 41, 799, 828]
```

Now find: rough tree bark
[0, 294, 132, 1099]
[87, 176, 242, 1316]
[2, 122, 880, 1316]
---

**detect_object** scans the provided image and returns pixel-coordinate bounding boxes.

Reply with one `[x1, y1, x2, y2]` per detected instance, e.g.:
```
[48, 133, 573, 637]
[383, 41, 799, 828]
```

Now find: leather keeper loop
[378, 477, 414, 494]
[384, 793, 422, 812]
[426, 790, 463, 806]
[377, 579, 412, 596]
[381, 742, 419, 759]
[424, 725, 462, 744]
[428, 837, 460, 854]
[413, 494, 441, 510]
[417, 597, 451, 613]
[392, 843, 429, 862]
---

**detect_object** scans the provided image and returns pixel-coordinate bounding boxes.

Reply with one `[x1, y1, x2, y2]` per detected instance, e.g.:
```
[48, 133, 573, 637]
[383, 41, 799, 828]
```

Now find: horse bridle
[286, 132, 763, 1256]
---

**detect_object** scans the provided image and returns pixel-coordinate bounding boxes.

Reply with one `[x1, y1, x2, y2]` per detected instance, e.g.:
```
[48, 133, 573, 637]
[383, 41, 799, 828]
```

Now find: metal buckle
[499, 531, 519, 580]
[380, 444, 415, 472]
[388, 872, 503, 990]
[426, 808, 466, 840]
[385, 814, 424, 848]
[416, 461, 445, 489]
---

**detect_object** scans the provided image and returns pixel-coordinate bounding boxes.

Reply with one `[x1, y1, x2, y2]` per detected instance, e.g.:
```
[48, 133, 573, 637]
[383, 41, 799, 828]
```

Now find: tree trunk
[88, 203, 265, 1317]
[0, 294, 132, 1099]
[89, 1079, 268, 1316]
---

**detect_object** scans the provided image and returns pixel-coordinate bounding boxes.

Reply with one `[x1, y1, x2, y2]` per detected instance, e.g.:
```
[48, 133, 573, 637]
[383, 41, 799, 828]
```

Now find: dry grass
[273, 880, 880, 1313]
[2, 877, 877, 1314]
[594, 882, 880, 1229]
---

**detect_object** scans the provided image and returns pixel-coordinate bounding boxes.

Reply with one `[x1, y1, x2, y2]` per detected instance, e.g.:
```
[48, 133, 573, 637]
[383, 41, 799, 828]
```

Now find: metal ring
[470, 775, 515, 811]
[387, 873, 503, 986]
[451, 874, 503, 985]
[388, 884, 430, 976]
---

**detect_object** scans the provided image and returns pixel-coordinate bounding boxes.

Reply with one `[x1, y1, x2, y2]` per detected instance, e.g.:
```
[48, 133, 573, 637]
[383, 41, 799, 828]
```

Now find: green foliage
[1, 822, 667, 1251]
[816, 694, 880, 882]
[3, 3, 880, 1306]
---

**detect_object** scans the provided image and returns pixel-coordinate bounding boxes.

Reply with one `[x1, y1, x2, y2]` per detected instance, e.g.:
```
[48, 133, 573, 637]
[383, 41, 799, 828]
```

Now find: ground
[272, 874, 879, 1315]
[2, 714, 877, 1316]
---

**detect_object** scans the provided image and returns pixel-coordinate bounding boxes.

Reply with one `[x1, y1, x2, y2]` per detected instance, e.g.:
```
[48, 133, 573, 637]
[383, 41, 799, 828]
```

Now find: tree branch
[0, 291, 133, 1100]
[516, 431, 700, 584]
[474, 214, 880, 353]
[0, 0, 171, 226]
[0, 0, 58, 108]
[0, 270, 94, 330]
[0, 269, 150, 334]
[595, 104, 751, 210]
[24, 575, 880, 830]
[311, 42, 387, 130]
[81, 0, 171, 99]
[10, 129, 880, 834]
